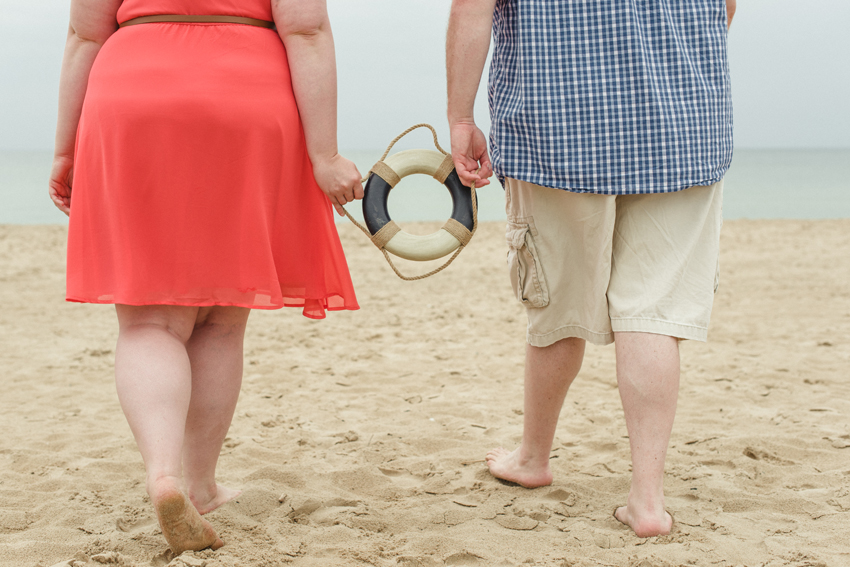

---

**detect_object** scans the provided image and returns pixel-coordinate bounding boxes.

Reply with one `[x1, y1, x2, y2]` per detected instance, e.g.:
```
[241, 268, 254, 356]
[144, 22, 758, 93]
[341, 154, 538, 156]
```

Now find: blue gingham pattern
[488, 0, 734, 195]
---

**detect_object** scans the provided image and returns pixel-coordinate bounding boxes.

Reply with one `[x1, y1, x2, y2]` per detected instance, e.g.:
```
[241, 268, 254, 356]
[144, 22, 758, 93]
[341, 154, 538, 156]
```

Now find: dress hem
[65, 295, 359, 320]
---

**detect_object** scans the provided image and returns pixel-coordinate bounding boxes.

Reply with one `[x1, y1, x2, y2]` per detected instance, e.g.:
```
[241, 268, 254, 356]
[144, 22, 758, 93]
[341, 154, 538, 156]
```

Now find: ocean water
[1, 149, 848, 225]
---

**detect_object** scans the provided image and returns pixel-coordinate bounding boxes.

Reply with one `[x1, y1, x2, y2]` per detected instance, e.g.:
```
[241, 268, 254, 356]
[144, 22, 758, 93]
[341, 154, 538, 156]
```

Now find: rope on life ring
[343, 124, 480, 281]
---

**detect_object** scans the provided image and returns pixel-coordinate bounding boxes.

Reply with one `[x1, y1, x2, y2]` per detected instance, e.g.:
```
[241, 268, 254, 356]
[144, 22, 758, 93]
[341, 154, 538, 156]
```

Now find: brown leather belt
[119, 15, 276, 29]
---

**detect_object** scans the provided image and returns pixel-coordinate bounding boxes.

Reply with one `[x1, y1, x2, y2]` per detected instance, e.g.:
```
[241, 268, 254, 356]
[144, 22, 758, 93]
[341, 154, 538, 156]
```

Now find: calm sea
[1, 149, 848, 225]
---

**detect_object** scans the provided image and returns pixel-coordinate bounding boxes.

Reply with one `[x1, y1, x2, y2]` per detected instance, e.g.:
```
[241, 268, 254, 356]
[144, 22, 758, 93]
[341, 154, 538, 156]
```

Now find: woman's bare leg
[182, 306, 250, 514]
[114, 304, 223, 553]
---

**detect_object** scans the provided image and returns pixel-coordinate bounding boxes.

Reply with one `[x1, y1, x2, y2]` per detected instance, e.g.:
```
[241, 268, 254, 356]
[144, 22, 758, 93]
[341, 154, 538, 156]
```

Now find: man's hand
[450, 121, 492, 188]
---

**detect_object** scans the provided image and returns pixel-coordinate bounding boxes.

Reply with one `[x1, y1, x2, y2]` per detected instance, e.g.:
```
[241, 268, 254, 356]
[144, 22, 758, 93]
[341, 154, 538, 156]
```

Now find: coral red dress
[66, 0, 358, 319]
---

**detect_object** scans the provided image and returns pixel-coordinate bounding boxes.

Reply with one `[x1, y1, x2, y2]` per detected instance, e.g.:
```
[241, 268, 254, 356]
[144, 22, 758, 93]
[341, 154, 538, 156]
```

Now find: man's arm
[727, 0, 736, 28]
[446, 0, 497, 188]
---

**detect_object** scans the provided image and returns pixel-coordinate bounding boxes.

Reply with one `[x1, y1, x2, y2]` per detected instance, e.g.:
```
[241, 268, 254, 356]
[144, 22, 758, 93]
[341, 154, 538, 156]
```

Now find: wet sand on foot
[0, 220, 848, 567]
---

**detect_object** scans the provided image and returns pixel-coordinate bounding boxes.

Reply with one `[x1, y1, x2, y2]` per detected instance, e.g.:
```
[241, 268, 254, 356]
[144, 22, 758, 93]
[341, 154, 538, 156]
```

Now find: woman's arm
[50, 0, 122, 215]
[272, 0, 362, 216]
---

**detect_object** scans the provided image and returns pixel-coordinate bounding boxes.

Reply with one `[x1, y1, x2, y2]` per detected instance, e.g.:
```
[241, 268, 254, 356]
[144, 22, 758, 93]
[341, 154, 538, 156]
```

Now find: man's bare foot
[485, 447, 553, 488]
[150, 477, 224, 554]
[613, 504, 673, 538]
[189, 483, 242, 515]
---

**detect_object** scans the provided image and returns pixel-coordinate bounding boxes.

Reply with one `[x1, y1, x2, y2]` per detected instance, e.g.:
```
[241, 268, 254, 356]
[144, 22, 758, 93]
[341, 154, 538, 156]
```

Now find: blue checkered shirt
[488, 0, 734, 195]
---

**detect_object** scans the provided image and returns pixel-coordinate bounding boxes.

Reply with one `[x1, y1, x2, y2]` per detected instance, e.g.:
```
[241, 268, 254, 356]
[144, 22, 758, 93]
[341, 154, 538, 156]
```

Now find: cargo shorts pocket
[506, 220, 550, 308]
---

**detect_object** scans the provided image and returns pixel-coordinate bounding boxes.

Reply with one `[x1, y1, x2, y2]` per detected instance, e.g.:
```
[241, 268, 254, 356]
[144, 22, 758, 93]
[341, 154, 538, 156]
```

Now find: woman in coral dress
[49, 0, 361, 553]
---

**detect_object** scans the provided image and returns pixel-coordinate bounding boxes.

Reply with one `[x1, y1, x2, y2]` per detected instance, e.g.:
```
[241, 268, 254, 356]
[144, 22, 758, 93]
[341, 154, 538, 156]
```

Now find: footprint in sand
[51, 552, 126, 566]
[288, 496, 361, 526]
[397, 556, 441, 567]
[228, 486, 281, 521]
[378, 467, 426, 491]
[444, 552, 485, 566]
[742, 446, 796, 465]
[115, 516, 156, 534]
[495, 514, 539, 531]
[545, 488, 578, 506]
[309, 498, 360, 527]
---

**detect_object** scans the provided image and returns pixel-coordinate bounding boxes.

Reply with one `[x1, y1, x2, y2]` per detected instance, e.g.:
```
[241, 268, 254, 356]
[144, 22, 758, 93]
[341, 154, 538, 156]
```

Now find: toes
[222, 487, 242, 503]
[485, 447, 508, 461]
[613, 506, 628, 526]
[192, 485, 242, 515]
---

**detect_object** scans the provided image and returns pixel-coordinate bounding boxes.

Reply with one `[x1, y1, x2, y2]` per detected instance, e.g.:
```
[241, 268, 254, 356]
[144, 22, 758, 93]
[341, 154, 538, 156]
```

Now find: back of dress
[117, 0, 272, 23]
[66, 0, 360, 319]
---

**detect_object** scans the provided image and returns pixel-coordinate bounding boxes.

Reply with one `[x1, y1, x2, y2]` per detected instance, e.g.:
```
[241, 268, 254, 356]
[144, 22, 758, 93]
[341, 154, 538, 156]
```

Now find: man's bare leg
[613, 331, 679, 537]
[183, 306, 250, 514]
[487, 337, 585, 487]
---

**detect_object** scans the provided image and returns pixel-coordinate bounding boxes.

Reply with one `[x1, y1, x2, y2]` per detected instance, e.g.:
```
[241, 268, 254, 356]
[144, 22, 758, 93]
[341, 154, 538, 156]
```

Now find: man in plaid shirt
[447, 0, 736, 537]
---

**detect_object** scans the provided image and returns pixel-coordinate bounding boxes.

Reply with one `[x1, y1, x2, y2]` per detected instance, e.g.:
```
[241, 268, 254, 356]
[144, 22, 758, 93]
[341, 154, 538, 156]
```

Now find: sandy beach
[1, 219, 848, 567]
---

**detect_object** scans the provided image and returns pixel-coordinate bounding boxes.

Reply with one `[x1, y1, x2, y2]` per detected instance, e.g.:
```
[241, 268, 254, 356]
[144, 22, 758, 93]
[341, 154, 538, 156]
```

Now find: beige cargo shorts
[505, 178, 724, 347]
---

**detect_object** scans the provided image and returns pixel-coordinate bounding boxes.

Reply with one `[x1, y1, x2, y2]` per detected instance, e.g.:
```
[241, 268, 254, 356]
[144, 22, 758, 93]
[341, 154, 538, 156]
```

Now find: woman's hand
[312, 154, 364, 216]
[49, 155, 75, 216]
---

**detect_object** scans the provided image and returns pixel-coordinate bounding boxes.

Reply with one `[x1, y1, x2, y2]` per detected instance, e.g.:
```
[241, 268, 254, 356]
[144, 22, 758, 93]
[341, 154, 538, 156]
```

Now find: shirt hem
[496, 169, 729, 196]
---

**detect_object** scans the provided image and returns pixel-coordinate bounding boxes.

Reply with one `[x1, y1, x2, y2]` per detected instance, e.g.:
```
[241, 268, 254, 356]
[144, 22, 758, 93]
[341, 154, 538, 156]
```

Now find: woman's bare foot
[150, 477, 224, 554]
[613, 504, 673, 538]
[485, 447, 553, 488]
[189, 483, 242, 515]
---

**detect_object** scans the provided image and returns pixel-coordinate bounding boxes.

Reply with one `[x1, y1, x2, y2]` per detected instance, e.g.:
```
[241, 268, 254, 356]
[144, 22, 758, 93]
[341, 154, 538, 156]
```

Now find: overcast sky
[1, 0, 848, 151]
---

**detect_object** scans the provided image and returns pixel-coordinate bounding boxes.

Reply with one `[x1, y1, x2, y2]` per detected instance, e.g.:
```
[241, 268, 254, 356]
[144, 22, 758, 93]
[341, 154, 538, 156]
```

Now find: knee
[552, 336, 586, 357]
[116, 305, 198, 344]
[193, 307, 250, 338]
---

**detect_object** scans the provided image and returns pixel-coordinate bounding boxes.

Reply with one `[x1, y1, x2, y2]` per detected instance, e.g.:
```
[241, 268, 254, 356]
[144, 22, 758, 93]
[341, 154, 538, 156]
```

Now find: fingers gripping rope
[342, 124, 479, 281]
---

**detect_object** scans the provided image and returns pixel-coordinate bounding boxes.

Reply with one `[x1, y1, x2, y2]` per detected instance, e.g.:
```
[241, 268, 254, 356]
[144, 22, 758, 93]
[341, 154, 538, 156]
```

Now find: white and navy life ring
[362, 149, 476, 262]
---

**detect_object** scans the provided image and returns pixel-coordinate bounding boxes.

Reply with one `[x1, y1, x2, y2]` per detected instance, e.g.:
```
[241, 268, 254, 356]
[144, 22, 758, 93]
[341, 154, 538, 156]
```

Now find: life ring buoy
[362, 149, 476, 262]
